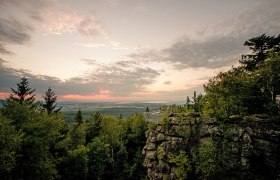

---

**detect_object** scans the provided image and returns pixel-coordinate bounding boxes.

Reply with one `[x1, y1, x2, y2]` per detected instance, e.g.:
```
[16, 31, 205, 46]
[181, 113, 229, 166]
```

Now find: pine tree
[240, 34, 280, 71]
[41, 87, 61, 114]
[9, 77, 36, 104]
[85, 111, 103, 144]
[74, 109, 83, 125]
[145, 107, 150, 112]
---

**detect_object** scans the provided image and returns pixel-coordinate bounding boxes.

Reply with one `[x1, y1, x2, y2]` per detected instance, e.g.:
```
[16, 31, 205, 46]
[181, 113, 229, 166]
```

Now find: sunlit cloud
[76, 43, 106, 48]
[0, 0, 107, 39]
[0, 92, 9, 99]
[36, 5, 107, 38]
[163, 81, 172, 85]
[76, 41, 132, 50]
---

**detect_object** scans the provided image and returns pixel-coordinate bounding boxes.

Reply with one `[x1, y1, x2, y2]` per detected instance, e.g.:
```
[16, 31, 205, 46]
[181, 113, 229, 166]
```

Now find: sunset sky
[0, 0, 279, 102]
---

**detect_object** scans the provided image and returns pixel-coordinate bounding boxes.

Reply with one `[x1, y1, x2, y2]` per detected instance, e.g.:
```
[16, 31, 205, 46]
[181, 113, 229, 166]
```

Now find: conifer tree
[146, 107, 150, 112]
[75, 109, 83, 125]
[85, 111, 103, 144]
[240, 34, 280, 71]
[41, 87, 61, 114]
[9, 77, 36, 104]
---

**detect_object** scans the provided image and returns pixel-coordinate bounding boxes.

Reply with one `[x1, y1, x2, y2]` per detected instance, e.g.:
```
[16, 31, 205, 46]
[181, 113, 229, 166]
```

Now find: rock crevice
[142, 113, 280, 179]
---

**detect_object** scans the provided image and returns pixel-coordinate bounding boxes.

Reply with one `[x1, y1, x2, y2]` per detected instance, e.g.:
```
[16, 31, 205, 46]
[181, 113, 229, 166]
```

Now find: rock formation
[142, 113, 280, 179]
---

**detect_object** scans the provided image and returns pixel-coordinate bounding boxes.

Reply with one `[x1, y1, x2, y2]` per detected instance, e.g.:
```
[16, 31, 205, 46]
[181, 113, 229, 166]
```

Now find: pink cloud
[61, 94, 138, 101]
[2, 0, 107, 38]
[38, 8, 106, 38]
[0, 92, 9, 99]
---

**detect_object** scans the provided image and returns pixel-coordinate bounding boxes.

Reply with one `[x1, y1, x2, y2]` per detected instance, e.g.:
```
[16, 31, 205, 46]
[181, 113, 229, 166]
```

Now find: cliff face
[142, 113, 280, 179]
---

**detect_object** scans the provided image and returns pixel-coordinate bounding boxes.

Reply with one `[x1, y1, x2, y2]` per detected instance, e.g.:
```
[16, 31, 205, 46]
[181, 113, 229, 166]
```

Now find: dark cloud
[0, 59, 161, 98]
[0, 18, 33, 44]
[163, 36, 242, 69]
[0, 18, 33, 54]
[167, 0, 280, 69]
[83, 60, 161, 96]
[128, 0, 280, 69]
[0, 0, 45, 54]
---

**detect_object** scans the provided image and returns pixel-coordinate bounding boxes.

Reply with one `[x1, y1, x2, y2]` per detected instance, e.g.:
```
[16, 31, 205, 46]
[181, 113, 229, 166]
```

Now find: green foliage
[184, 91, 203, 113]
[196, 124, 235, 179]
[68, 124, 86, 150]
[148, 121, 157, 130]
[168, 151, 191, 179]
[112, 144, 129, 179]
[161, 116, 172, 131]
[240, 34, 280, 71]
[9, 77, 36, 105]
[0, 116, 22, 178]
[177, 124, 191, 140]
[202, 34, 280, 118]
[0, 100, 66, 179]
[0, 77, 149, 179]
[157, 146, 166, 162]
[74, 109, 83, 125]
[19, 112, 65, 179]
[1, 99, 35, 129]
[127, 149, 146, 179]
[87, 137, 110, 180]
[100, 116, 122, 148]
[203, 67, 252, 117]
[119, 113, 148, 179]
[146, 106, 150, 112]
[85, 111, 103, 145]
[197, 140, 217, 178]
[41, 87, 61, 114]
[203, 38, 280, 117]
[62, 145, 89, 180]
[254, 52, 280, 113]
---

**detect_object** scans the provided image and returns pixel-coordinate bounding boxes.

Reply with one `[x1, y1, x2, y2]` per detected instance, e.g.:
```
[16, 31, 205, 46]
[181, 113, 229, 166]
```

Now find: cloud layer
[0, 0, 106, 54]
[129, 0, 280, 69]
[0, 58, 161, 100]
[0, 17, 33, 55]
[1, 0, 280, 101]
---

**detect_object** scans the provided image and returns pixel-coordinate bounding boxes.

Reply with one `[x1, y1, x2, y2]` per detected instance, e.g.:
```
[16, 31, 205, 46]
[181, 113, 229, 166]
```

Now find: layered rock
[142, 113, 280, 179]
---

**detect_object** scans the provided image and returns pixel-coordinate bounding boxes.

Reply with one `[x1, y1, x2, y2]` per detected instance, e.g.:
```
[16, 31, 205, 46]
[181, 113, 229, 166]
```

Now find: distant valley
[58, 101, 167, 124]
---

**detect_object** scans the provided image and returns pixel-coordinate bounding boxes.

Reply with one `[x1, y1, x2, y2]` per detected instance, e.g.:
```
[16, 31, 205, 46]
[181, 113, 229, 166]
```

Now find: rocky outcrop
[142, 113, 280, 179]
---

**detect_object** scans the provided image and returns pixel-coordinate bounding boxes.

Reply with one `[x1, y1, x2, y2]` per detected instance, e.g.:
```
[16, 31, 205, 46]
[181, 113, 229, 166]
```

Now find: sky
[0, 0, 279, 102]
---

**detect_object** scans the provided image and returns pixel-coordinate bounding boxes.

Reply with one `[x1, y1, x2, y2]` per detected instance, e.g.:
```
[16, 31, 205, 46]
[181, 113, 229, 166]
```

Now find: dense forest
[0, 79, 150, 179]
[0, 34, 280, 179]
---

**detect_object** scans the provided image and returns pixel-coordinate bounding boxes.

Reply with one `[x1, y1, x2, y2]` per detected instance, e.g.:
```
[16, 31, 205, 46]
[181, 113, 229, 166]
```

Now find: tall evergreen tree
[240, 34, 280, 70]
[145, 107, 150, 112]
[85, 112, 102, 144]
[74, 109, 83, 125]
[9, 77, 36, 104]
[41, 87, 61, 114]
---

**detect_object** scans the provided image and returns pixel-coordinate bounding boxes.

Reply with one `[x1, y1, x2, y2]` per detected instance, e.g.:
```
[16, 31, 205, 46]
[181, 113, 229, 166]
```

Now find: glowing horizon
[1, 0, 279, 101]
